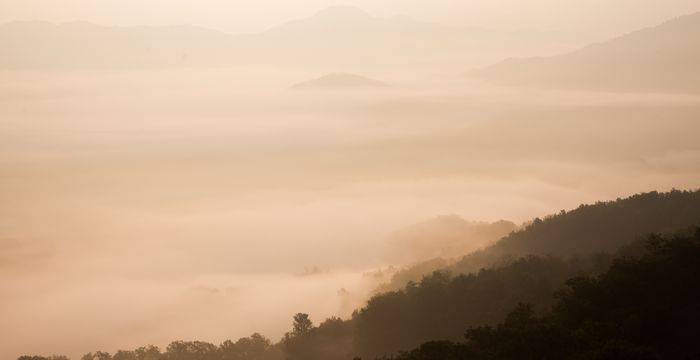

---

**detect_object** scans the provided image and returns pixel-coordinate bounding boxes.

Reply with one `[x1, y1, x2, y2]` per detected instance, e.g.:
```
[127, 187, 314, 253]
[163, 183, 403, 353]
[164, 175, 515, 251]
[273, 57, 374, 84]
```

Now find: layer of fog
[1, 68, 700, 358]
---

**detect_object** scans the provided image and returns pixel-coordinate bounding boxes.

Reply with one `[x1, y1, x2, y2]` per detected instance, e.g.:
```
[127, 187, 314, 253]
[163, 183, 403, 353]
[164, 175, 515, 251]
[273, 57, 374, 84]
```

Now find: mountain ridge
[474, 12, 700, 93]
[0, 6, 590, 69]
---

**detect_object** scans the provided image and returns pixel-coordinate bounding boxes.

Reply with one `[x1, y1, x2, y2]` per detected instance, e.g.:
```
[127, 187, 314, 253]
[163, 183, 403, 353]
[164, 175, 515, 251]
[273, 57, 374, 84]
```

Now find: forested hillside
[380, 189, 700, 291]
[387, 230, 700, 359]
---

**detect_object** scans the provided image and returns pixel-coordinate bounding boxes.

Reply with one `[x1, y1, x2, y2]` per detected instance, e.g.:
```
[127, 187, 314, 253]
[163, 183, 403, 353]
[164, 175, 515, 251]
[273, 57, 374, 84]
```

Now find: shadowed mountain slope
[378, 189, 700, 294]
[450, 189, 700, 274]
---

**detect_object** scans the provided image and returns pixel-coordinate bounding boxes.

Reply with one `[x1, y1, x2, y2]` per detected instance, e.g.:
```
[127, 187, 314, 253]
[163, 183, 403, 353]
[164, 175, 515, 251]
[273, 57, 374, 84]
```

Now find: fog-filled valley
[2, 2, 700, 360]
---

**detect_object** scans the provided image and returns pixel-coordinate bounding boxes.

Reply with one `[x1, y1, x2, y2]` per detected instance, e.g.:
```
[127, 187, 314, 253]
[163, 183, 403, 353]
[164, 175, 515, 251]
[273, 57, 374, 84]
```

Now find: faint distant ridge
[263, 5, 419, 35]
[292, 72, 389, 89]
[0, 5, 585, 69]
[310, 5, 372, 21]
[473, 11, 700, 93]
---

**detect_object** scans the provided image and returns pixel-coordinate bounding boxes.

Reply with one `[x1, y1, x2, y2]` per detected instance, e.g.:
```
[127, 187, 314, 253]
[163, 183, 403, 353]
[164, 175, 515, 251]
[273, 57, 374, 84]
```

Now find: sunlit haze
[1, 1, 700, 360]
[1, 0, 699, 36]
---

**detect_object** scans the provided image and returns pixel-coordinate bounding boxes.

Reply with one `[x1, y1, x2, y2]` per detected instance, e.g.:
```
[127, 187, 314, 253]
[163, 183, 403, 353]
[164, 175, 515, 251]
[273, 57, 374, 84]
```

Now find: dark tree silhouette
[388, 229, 700, 359]
[81, 352, 112, 360]
[291, 313, 313, 336]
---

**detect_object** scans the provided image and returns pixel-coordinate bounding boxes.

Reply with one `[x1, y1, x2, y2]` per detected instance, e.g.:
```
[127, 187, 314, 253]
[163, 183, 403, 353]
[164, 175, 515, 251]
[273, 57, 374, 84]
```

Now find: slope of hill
[389, 230, 700, 360]
[379, 189, 700, 296]
[451, 189, 700, 273]
[386, 216, 516, 263]
[373, 217, 516, 293]
[291, 72, 388, 89]
[474, 12, 700, 93]
[322, 190, 700, 359]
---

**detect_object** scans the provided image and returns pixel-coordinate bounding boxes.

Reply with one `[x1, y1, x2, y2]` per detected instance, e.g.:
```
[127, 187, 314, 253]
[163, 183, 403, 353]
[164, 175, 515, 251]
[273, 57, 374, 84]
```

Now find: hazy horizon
[2, 0, 700, 38]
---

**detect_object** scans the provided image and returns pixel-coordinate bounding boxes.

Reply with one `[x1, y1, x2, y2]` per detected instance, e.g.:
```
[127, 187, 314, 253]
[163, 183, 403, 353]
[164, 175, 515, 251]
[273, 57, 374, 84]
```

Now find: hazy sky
[1, 0, 699, 36]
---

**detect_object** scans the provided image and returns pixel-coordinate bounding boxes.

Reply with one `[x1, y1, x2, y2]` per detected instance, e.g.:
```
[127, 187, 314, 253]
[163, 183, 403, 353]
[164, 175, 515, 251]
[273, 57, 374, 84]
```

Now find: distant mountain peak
[311, 6, 372, 20]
